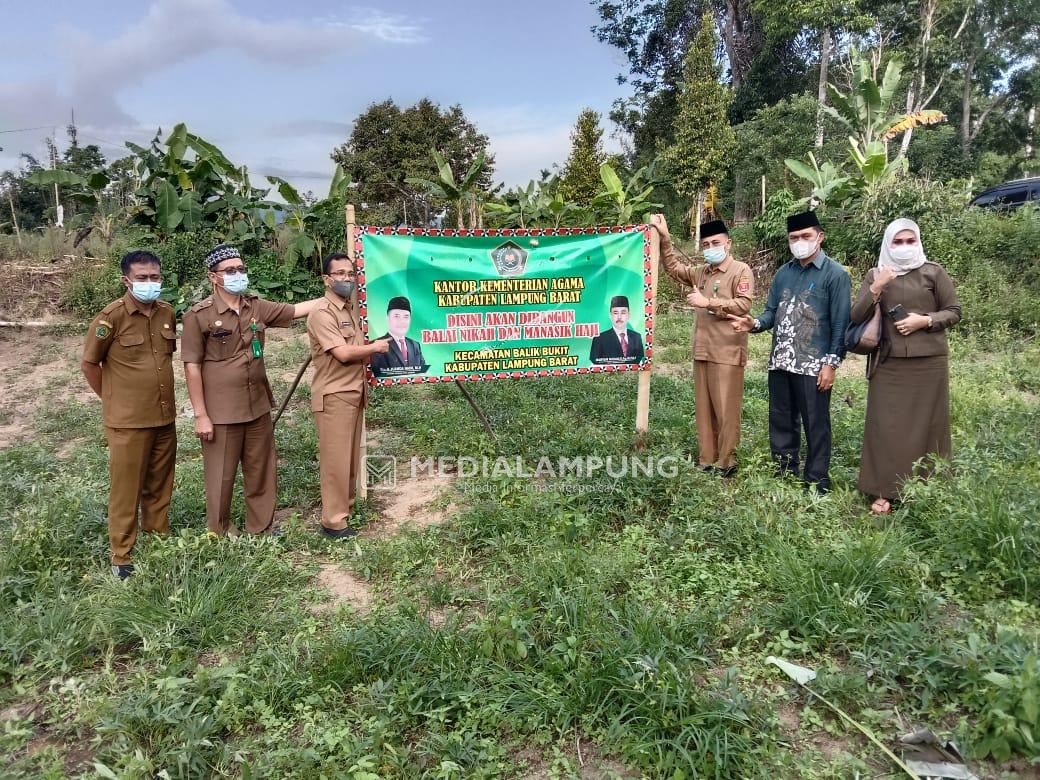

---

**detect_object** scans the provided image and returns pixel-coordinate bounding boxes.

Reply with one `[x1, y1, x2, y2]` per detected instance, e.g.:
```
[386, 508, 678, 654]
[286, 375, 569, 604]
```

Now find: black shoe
[696, 463, 714, 473]
[717, 465, 738, 478]
[321, 525, 358, 540]
[111, 564, 134, 580]
[806, 480, 830, 495]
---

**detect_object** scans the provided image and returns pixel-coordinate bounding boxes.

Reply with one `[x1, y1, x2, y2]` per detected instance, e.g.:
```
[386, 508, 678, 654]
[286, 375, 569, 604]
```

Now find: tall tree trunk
[692, 191, 705, 247]
[717, 6, 740, 90]
[734, 171, 746, 223]
[961, 58, 976, 159]
[1023, 104, 1031, 175]
[815, 27, 832, 149]
[899, 0, 938, 158]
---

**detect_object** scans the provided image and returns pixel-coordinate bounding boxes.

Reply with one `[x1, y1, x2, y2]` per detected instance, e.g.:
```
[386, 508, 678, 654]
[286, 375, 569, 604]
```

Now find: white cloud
[0, 1, 422, 188]
[57, 0, 423, 109]
[0, 0, 424, 135]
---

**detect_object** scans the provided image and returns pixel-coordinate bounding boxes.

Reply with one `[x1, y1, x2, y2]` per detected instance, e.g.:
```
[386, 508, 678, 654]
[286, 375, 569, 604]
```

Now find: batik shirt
[753, 251, 851, 376]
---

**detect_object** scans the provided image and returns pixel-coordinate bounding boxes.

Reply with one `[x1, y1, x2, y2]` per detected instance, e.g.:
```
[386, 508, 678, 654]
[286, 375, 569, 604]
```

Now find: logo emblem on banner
[490, 241, 529, 277]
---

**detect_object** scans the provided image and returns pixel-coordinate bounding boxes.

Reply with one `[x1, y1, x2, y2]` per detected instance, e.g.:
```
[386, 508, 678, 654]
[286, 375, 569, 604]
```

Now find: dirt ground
[0, 329, 95, 448]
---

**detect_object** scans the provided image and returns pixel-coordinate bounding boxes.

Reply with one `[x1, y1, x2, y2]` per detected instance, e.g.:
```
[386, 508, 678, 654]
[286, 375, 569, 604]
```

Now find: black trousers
[768, 370, 832, 490]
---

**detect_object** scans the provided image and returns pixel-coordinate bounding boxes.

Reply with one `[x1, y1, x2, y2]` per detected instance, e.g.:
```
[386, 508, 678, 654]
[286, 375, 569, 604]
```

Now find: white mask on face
[889, 245, 919, 263]
[789, 237, 818, 260]
[703, 246, 727, 265]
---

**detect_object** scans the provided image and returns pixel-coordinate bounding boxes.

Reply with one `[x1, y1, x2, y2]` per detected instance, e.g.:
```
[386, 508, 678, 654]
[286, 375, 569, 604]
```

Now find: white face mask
[222, 273, 249, 294]
[130, 281, 162, 303]
[703, 246, 727, 265]
[889, 245, 919, 262]
[790, 237, 818, 260]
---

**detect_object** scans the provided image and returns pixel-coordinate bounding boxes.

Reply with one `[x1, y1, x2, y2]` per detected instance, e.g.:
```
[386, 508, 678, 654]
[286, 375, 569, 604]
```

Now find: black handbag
[844, 303, 882, 355]
[845, 269, 883, 355]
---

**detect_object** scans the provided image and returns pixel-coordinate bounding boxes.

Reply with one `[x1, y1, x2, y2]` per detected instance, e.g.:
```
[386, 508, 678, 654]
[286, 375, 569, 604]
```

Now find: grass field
[1, 304, 1038, 779]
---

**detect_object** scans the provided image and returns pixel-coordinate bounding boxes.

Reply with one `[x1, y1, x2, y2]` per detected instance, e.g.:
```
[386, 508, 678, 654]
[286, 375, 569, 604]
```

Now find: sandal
[870, 497, 892, 514]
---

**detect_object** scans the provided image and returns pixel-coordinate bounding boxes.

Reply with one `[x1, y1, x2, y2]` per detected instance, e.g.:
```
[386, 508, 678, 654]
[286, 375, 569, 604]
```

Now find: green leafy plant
[266, 164, 351, 266]
[974, 655, 1040, 761]
[406, 148, 488, 229]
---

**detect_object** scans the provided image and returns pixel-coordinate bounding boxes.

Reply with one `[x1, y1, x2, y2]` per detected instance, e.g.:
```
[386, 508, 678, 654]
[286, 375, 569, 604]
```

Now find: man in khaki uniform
[181, 244, 323, 535]
[81, 250, 177, 578]
[307, 253, 390, 538]
[652, 215, 754, 476]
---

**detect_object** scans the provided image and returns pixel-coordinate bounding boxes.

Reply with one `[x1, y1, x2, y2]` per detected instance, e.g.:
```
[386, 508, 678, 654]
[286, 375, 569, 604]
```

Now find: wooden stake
[454, 379, 496, 439]
[345, 204, 369, 501]
[635, 226, 661, 441]
[761, 175, 767, 213]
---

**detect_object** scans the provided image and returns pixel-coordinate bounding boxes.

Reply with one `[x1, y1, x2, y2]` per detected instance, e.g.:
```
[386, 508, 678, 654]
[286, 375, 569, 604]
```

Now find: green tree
[662, 13, 736, 237]
[560, 109, 607, 206]
[0, 155, 50, 232]
[330, 98, 494, 227]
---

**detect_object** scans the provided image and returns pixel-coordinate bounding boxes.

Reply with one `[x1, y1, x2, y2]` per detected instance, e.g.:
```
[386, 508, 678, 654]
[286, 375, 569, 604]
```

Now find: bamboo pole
[635, 226, 661, 441]
[347, 204, 368, 501]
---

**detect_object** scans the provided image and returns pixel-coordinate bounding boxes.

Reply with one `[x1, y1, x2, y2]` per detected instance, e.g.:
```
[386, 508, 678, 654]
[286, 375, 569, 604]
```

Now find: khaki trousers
[314, 392, 364, 530]
[104, 423, 176, 565]
[202, 414, 277, 535]
[693, 360, 745, 469]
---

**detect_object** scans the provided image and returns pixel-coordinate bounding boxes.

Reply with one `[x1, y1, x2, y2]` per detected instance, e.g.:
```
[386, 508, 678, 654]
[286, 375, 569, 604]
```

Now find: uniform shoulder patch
[737, 276, 751, 294]
[95, 323, 111, 339]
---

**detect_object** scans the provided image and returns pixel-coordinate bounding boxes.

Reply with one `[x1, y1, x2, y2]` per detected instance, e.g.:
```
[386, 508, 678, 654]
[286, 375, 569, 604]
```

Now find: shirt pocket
[161, 329, 177, 353]
[242, 322, 267, 348]
[205, 328, 240, 361]
[338, 322, 357, 344]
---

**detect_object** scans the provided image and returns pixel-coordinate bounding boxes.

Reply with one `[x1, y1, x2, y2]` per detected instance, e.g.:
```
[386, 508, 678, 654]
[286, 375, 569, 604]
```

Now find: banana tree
[125, 123, 273, 240]
[265, 164, 352, 266]
[848, 138, 908, 187]
[589, 162, 664, 225]
[485, 177, 585, 229]
[406, 149, 487, 229]
[783, 152, 852, 207]
[823, 49, 905, 147]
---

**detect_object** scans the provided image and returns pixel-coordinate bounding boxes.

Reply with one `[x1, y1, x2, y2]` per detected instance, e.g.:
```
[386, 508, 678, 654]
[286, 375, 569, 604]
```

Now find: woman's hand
[896, 313, 931, 336]
[871, 266, 898, 296]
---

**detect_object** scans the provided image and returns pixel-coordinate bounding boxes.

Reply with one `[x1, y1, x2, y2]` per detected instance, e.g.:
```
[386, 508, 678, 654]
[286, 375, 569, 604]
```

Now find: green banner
[357, 227, 653, 385]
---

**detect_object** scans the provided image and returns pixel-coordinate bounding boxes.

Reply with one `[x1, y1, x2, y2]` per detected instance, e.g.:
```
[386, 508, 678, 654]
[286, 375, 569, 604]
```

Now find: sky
[0, 0, 630, 194]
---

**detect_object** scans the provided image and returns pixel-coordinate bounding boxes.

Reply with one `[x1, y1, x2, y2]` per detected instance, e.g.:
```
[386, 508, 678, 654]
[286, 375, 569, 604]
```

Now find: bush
[60, 259, 124, 318]
[136, 227, 222, 288]
[818, 178, 1040, 336]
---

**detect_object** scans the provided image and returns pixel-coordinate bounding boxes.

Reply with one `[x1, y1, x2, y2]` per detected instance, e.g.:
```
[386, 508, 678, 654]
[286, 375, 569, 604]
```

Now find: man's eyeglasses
[214, 266, 247, 275]
[326, 270, 357, 279]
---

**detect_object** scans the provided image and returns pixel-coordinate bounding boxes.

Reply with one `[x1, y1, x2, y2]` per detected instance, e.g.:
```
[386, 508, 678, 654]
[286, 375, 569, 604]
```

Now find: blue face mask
[703, 246, 727, 265]
[223, 273, 249, 294]
[130, 281, 162, 303]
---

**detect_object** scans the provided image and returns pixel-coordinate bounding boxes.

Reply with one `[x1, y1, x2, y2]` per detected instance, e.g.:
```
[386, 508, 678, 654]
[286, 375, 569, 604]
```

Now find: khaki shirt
[181, 293, 295, 424]
[83, 292, 177, 428]
[306, 290, 367, 412]
[661, 239, 754, 366]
